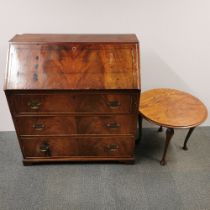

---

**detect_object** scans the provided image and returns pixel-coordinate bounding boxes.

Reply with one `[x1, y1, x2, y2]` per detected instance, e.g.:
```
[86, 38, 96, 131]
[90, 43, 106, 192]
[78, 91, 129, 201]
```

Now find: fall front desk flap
[4, 34, 140, 90]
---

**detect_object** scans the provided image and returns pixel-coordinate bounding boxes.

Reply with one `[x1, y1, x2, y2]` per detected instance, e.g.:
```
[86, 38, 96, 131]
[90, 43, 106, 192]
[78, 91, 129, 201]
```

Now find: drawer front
[15, 115, 136, 135]
[21, 136, 134, 158]
[11, 94, 134, 114]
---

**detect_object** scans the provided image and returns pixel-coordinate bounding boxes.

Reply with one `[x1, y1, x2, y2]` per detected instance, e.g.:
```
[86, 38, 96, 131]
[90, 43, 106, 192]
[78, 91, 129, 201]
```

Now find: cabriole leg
[158, 126, 163, 132]
[160, 128, 174, 166]
[183, 127, 195, 150]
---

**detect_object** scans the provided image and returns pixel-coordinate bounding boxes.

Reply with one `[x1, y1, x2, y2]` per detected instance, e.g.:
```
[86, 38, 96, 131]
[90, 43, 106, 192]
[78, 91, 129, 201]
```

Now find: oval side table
[138, 88, 208, 166]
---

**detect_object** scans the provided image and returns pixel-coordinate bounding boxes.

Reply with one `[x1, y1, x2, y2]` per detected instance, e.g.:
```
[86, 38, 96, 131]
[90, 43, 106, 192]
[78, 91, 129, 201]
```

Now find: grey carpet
[0, 127, 210, 210]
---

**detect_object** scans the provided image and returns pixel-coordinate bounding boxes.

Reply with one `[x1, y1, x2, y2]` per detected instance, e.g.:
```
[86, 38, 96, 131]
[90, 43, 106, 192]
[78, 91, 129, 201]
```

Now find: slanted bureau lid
[4, 34, 140, 90]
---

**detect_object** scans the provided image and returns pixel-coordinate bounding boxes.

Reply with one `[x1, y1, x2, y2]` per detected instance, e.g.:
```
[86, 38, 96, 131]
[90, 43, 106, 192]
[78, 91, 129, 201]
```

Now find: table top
[140, 88, 208, 128]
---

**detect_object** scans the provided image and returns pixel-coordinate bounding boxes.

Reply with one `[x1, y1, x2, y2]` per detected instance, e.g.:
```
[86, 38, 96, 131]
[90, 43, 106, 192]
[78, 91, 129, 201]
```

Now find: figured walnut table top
[140, 88, 208, 128]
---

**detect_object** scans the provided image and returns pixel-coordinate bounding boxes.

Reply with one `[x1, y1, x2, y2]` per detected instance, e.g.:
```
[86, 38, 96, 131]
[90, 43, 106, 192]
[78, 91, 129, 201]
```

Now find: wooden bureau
[4, 34, 141, 165]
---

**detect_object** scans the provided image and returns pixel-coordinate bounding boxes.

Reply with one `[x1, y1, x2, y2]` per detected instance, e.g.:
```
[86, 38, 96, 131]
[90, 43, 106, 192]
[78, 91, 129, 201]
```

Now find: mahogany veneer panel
[5, 43, 139, 90]
[21, 136, 134, 158]
[15, 115, 136, 135]
[10, 93, 135, 114]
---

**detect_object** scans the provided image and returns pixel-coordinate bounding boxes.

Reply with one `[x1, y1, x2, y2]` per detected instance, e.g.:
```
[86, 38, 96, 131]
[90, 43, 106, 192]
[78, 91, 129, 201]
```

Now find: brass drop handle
[27, 100, 41, 110]
[106, 122, 120, 128]
[106, 144, 119, 152]
[72, 46, 77, 51]
[32, 123, 45, 131]
[107, 101, 121, 109]
[39, 142, 50, 156]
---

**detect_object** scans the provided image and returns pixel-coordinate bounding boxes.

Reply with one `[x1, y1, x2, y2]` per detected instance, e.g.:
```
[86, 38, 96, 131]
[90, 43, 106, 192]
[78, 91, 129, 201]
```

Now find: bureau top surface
[10, 34, 138, 44]
[5, 34, 140, 90]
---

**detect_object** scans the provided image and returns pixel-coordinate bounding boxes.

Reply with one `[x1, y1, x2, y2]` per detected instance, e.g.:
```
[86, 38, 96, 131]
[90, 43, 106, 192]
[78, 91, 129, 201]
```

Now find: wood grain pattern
[15, 115, 136, 135]
[21, 136, 134, 158]
[140, 88, 208, 128]
[10, 93, 134, 114]
[10, 34, 138, 43]
[5, 36, 140, 90]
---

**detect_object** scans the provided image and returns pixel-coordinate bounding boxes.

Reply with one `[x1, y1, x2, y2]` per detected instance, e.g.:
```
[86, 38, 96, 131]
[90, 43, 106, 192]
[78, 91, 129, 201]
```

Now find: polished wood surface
[15, 115, 136, 135]
[5, 34, 140, 165]
[140, 88, 208, 128]
[160, 128, 174, 166]
[21, 136, 134, 158]
[10, 34, 138, 43]
[182, 127, 195, 150]
[10, 92, 135, 114]
[5, 35, 140, 90]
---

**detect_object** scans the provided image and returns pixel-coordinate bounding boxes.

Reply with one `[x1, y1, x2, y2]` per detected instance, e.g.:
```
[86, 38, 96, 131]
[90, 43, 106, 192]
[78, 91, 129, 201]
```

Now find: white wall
[0, 0, 209, 131]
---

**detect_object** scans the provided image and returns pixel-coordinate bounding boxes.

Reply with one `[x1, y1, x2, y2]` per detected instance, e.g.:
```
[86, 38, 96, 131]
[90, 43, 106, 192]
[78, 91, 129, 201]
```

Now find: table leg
[182, 127, 195, 150]
[160, 128, 174, 166]
[136, 113, 143, 144]
[158, 126, 163, 132]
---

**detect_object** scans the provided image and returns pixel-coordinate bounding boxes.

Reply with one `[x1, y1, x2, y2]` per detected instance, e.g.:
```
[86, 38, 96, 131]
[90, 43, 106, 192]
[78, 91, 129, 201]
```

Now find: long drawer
[21, 136, 134, 158]
[10, 93, 135, 114]
[15, 115, 136, 135]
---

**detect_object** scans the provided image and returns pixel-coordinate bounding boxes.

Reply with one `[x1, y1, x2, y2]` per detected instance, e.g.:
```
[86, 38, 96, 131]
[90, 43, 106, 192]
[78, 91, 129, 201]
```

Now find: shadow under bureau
[4, 34, 141, 165]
